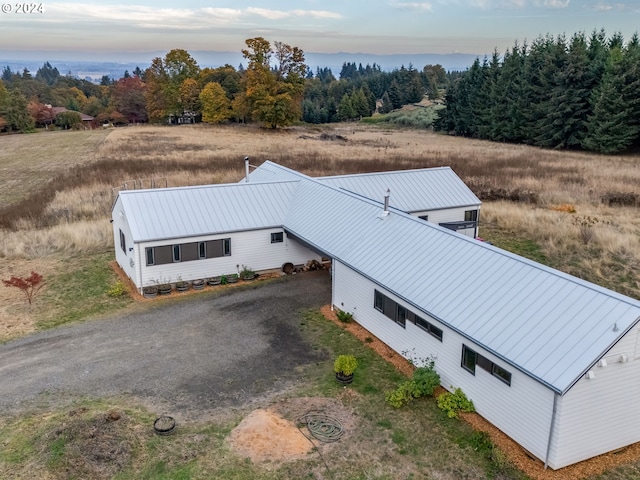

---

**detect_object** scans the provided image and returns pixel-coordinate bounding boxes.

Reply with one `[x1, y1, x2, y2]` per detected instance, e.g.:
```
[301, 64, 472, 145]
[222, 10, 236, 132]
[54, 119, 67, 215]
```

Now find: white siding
[411, 206, 479, 238]
[548, 326, 640, 469]
[333, 260, 555, 463]
[112, 197, 139, 286]
[137, 229, 320, 288]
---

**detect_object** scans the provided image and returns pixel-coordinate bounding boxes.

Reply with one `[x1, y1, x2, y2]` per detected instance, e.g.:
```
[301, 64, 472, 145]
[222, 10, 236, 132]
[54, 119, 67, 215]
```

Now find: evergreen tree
[387, 79, 403, 109]
[337, 94, 355, 121]
[380, 92, 393, 114]
[1, 66, 12, 83]
[35, 62, 60, 86]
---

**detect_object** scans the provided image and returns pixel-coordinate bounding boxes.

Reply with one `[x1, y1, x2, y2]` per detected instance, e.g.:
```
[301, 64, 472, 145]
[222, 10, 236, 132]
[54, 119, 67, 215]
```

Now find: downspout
[331, 258, 336, 311]
[544, 392, 559, 469]
[137, 244, 143, 295]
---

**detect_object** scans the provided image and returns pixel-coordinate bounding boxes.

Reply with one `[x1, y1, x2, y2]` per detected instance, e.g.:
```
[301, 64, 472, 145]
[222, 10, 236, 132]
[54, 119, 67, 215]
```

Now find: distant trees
[438, 30, 640, 153]
[199, 82, 231, 123]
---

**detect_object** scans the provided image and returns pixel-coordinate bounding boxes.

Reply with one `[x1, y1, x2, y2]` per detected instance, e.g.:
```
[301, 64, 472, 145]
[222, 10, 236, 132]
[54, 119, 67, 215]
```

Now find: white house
[111, 161, 640, 470]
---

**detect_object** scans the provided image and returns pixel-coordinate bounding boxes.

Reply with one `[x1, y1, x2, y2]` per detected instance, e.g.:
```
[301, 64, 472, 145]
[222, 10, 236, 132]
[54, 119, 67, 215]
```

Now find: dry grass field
[1, 123, 640, 479]
[1, 123, 639, 336]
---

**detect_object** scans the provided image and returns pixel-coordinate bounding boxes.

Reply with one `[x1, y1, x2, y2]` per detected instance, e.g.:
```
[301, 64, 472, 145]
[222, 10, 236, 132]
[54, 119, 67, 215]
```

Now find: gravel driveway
[0, 271, 331, 419]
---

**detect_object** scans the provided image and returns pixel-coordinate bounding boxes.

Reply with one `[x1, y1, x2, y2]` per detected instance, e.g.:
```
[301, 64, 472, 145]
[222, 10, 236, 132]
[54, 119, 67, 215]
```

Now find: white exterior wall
[112, 197, 140, 287]
[411, 205, 480, 238]
[131, 229, 320, 289]
[548, 325, 640, 469]
[333, 260, 555, 463]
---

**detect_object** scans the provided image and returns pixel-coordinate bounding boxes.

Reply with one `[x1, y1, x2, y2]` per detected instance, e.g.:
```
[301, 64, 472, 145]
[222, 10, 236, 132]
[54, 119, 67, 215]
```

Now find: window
[418, 215, 429, 221]
[223, 238, 231, 256]
[465, 209, 478, 222]
[199, 242, 206, 259]
[461, 344, 512, 386]
[119, 229, 126, 253]
[492, 364, 512, 386]
[415, 315, 443, 341]
[374, 290, 384, 312]
[461, 345, 477, 374]
[172, 245, 181, 262]
[271, 232, 284, 243]
[396, 305, 407, 327]
[146, 247, 155, 266]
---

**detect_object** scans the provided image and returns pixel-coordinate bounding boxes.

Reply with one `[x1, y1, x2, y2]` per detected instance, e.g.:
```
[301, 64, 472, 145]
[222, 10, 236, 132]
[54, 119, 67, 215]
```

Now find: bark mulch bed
[320, 305, 640, 480]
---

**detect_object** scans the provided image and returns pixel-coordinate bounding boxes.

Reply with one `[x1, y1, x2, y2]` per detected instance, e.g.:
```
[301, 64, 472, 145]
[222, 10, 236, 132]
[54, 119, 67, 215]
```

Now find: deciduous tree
[199, 82, 231, 123]
[3, 271, 44, 306]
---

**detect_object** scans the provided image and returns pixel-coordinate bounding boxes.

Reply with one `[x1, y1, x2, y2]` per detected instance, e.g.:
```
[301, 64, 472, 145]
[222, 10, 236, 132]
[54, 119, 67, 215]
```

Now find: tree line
[0, 38, 446, 132]
[436, 30, 640, 154]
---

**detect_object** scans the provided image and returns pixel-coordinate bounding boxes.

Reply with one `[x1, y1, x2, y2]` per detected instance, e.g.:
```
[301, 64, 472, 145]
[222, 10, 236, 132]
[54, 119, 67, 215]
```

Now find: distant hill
[0, 50, 479, 83]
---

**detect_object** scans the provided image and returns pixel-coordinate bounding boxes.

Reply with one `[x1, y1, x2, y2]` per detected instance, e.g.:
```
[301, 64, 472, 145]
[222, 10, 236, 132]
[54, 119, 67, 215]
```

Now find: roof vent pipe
[244, 156, 250, 183]
[383, 189, 390, 214]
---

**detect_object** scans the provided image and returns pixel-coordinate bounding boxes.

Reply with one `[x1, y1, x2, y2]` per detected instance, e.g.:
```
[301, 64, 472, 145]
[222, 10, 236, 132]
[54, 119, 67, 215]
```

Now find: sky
[0, 0, 638, 61]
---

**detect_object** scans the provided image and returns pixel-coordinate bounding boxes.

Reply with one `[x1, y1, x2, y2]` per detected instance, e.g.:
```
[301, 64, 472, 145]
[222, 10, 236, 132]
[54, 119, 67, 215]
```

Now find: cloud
[44, 3, 341, 29]
[391, 2, 434, 11]
[590, 2, 637, 12]
[438, 0, 568, 7]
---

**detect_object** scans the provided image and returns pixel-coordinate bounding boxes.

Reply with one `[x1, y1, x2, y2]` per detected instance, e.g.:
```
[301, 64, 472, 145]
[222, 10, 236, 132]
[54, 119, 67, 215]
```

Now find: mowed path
[0, 272, 331, 419]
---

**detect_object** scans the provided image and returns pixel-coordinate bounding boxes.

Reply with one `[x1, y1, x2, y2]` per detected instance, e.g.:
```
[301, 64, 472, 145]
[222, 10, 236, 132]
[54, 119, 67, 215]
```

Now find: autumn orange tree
[3, 271, 44, 306]
[240, 37, 307, 128]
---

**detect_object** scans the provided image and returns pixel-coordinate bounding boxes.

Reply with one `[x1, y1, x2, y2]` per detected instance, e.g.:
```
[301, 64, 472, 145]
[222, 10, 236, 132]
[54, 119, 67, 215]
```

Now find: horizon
[0, 1, 638, 65]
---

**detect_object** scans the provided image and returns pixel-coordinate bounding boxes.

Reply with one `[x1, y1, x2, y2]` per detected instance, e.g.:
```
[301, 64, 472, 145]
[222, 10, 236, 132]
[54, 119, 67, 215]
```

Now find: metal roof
[318, 168, 480, 211]
[119, 162, 640, 394]
[283, 178, 640, 394]
[247, 161, 480, 212]
[116, 181, 298, 242]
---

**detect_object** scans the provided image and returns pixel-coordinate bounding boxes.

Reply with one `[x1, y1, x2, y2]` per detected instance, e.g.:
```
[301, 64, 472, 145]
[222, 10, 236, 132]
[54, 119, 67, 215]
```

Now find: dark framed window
[465, 209, 478, 222]
[146, 247, 155, 266]
[415, 315, 443, 341]
[271, 232, 284, 243]
[374, 290, 384, 312]
[223, 238, 231, 256]
[461, 345, 477, 374]
[492, 364, 512, 386]
[172, 245, 181, 262]
[119, 229, 126, 253]
[199, 242, 206, 259]
[396, 305, 407, 327]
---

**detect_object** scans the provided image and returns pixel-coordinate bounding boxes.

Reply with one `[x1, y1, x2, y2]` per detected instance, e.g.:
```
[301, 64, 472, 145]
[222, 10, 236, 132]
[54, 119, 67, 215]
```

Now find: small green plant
[385, 362, 441, 408]
[220, 274, 228, 285]
[336, 310, 353, 323]
[436, 387, 475, 418]
[334, 354, 358, 376]
[385, 380, 421, 408]
[239, 265, 256, 279]
[364, 336, 374, 343]
[106, 280, 128, 297]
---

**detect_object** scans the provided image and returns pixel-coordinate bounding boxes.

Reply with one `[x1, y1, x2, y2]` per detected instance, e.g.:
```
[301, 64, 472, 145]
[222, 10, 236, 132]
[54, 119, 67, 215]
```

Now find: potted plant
[142, 286, 158, 298]
[175, 278, 190, 292]
[240, 265, 256, 281]
[226, 273, 238, 284]
[334, 354, 358, 385]
[207, 276, 221, 286]
[157, 283, 172, 295]
[192, 279, 205, 290]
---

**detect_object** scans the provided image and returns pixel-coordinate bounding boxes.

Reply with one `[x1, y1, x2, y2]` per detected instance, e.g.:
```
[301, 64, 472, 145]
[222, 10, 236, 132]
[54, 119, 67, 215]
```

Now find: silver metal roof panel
[117, 181, 298, 242]
[283, 178, 640, 394]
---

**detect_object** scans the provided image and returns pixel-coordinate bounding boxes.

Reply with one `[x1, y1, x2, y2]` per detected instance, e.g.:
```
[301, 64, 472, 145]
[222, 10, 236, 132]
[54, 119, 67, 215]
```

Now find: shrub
[334, 354, 358, 376]
[436, 387, 475, 418]
[385, 361, 441, 408]
[3, 271, 44, 305]
[336, 310, 353, 323]
[107, 280, 128, 297]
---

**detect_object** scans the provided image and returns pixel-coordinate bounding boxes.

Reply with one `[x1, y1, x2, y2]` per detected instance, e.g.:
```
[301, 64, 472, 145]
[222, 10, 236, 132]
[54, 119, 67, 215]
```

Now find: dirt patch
[43, 408, 141, 480]
[228, 396, 357, 463]
[320, 305, 640, 479]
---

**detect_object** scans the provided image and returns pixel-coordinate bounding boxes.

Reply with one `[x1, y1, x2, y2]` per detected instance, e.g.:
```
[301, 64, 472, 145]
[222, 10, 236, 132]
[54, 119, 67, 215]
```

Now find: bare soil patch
[228, 396, 357, 464]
